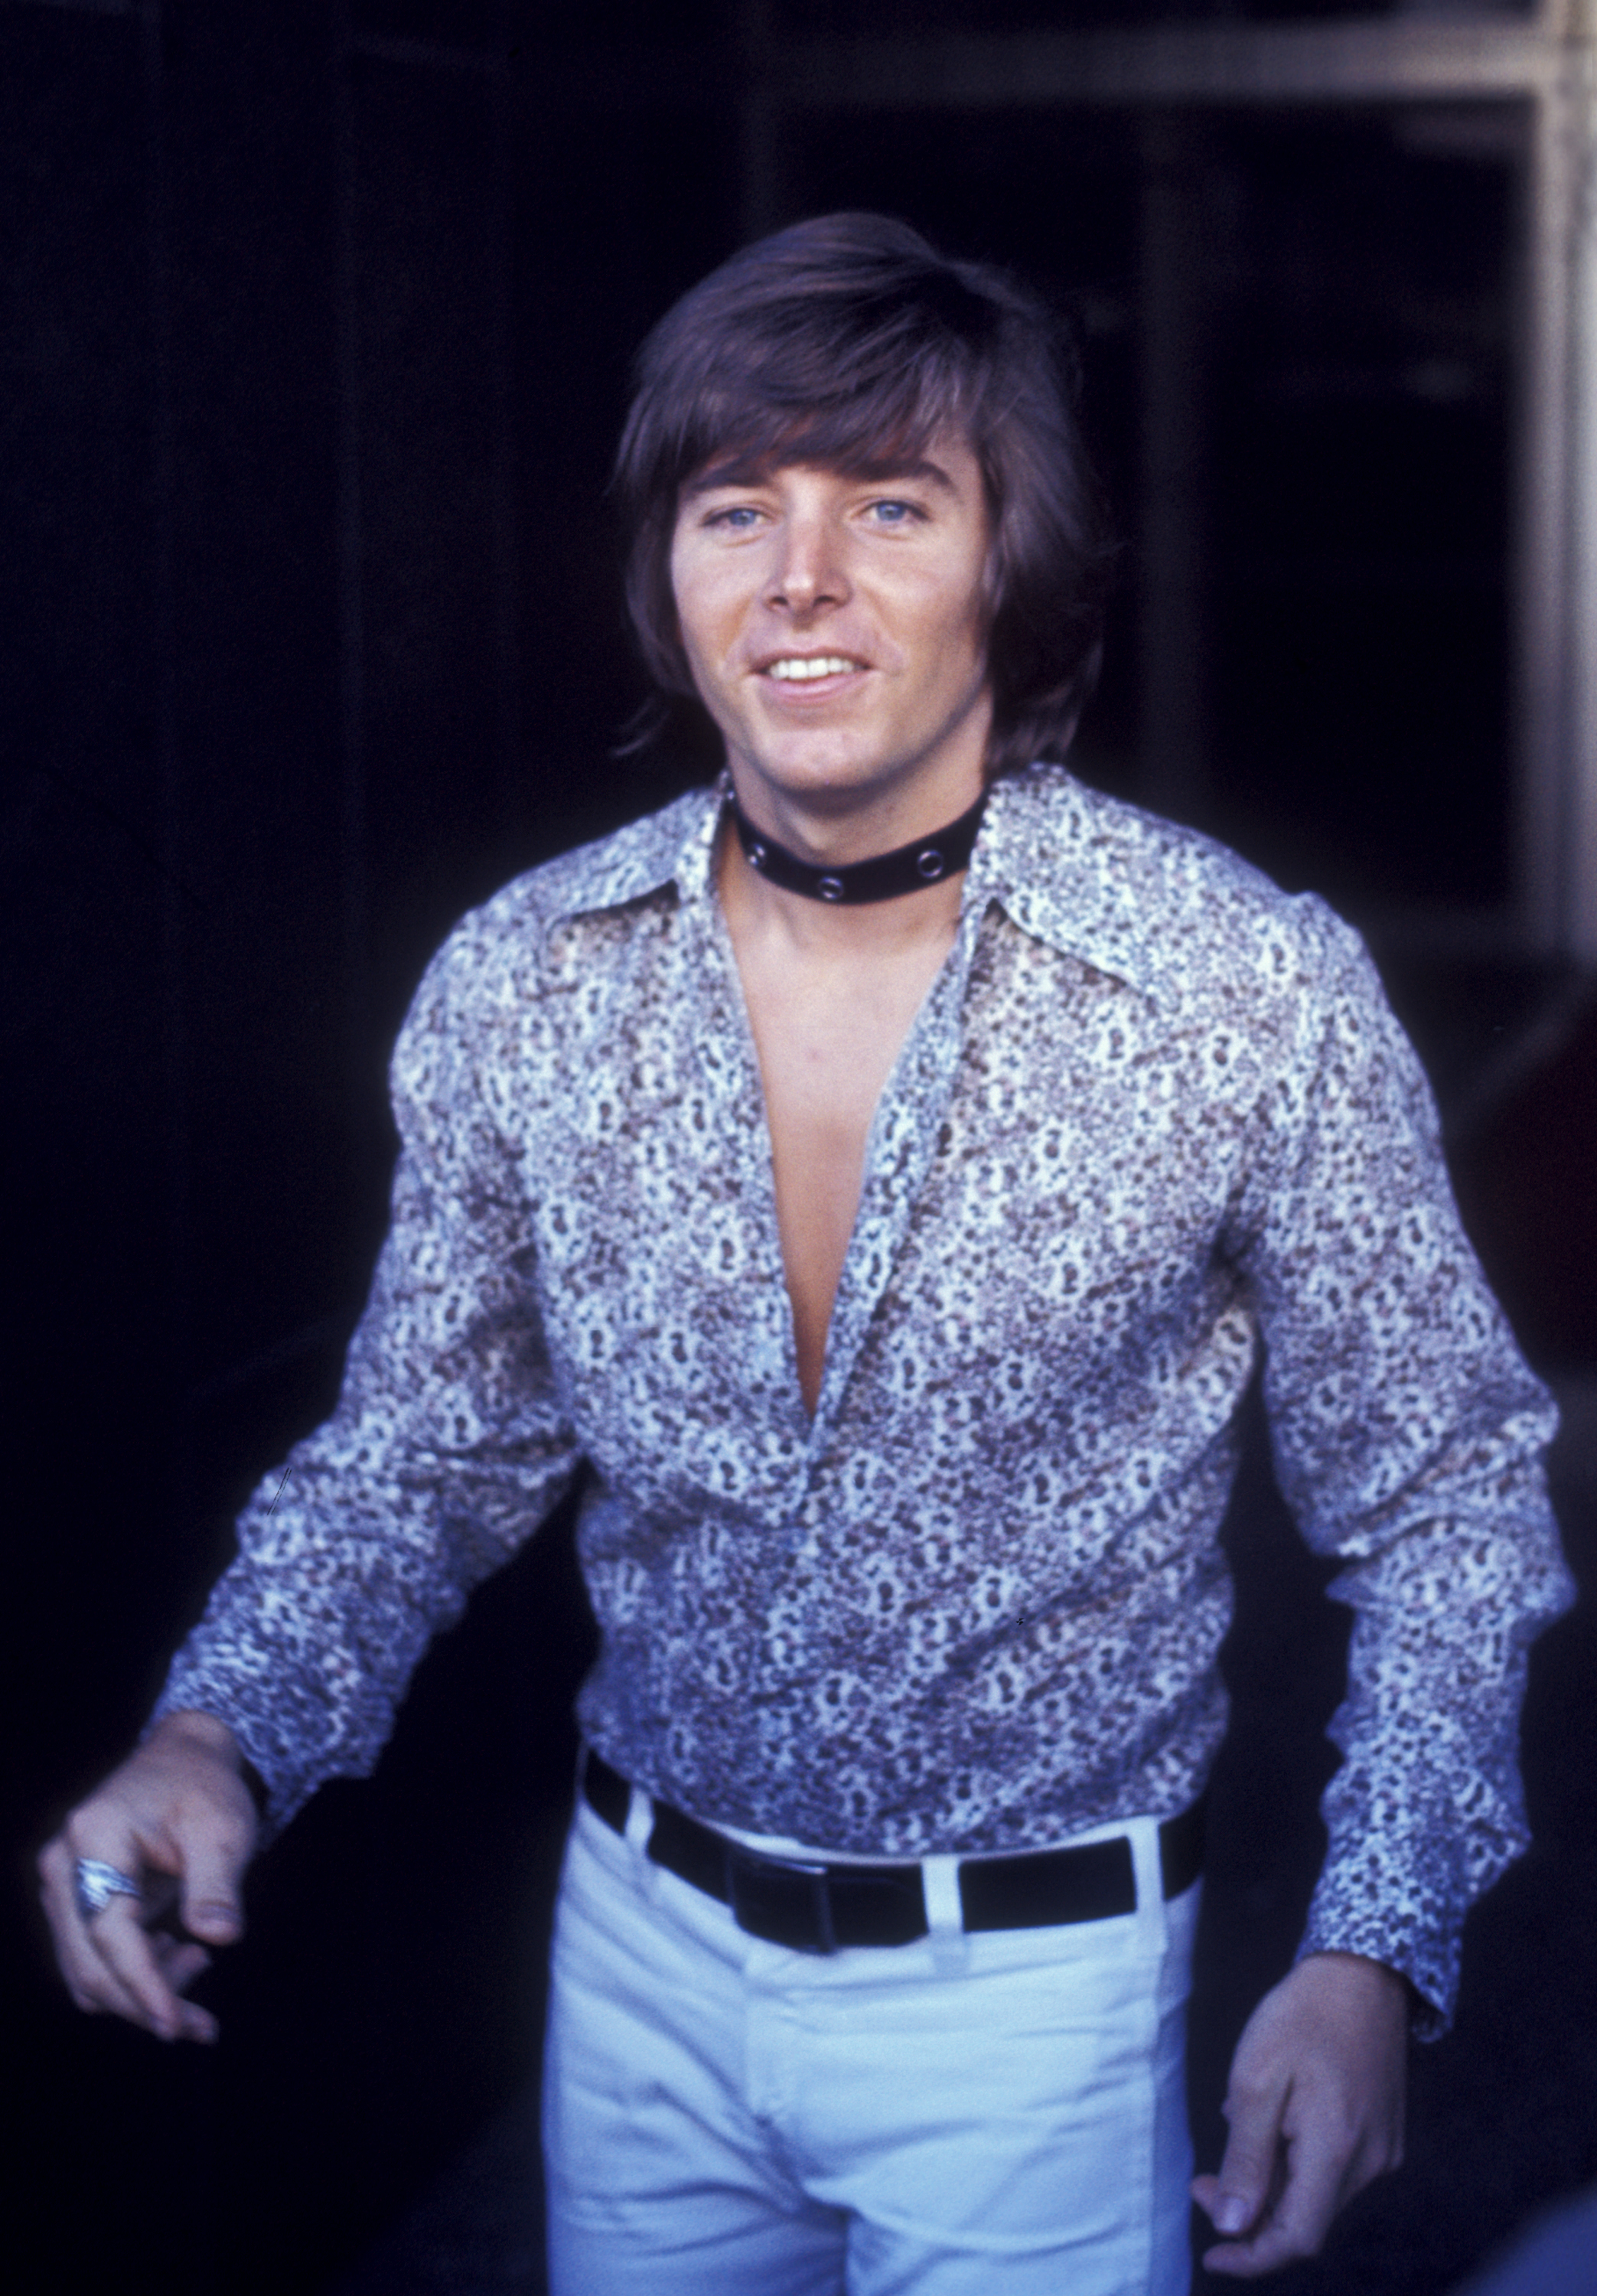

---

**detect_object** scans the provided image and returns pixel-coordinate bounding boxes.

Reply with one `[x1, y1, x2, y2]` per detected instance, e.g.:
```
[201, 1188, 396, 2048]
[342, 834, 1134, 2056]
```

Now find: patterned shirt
[158, 762, 1572, 2024]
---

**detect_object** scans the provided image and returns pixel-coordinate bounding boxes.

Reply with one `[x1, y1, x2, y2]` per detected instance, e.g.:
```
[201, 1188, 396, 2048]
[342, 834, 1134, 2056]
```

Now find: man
[41, 214, 1571, 2294]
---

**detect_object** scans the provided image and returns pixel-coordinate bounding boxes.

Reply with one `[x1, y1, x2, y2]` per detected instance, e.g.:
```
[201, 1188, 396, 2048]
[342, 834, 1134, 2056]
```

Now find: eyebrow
[683, 455, 957, 500]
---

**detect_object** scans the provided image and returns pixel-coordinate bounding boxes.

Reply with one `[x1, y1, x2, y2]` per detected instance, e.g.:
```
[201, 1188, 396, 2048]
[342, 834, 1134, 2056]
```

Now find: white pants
[543, 1792, 1198, 2296]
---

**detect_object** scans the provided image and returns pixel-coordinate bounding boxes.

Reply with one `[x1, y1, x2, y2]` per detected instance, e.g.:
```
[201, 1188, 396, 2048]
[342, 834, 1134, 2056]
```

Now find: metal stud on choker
[728, 791, 987, 905]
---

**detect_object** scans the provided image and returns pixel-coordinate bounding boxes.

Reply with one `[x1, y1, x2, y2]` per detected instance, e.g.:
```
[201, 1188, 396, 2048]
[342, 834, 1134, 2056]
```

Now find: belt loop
[921, 1854, 962, 1935]
[921, 1855, 969, 1976]
[1129, 1818, 1165, 1951]
[624, 1780, 654, 1857]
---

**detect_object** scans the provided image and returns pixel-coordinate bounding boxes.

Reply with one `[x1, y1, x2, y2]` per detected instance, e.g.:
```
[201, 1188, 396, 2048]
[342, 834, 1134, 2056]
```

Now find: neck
[717, 801, 979, 959]
[725, 748, 988, 859]
[728, 785, 986, 908]
[719, 821, 967, 960]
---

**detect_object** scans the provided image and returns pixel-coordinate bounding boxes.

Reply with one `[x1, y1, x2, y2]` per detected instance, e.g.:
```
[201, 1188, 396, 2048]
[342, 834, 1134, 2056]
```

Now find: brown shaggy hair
[612, 212, 1113, 778]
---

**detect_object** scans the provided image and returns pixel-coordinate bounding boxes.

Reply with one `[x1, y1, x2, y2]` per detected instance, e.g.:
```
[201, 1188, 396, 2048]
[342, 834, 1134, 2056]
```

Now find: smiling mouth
[761, 654, 865, 682]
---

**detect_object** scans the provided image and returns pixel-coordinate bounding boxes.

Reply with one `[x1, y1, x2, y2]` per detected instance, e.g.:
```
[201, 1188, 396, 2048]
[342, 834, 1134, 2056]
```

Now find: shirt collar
[539, 777, 725, 937]
[543, 762, 1168, 1008]
[965, 765, 1168, 1007]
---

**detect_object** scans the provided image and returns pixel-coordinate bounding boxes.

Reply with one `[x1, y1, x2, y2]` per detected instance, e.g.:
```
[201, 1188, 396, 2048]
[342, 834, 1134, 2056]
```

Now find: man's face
[668, 435, 993, 817]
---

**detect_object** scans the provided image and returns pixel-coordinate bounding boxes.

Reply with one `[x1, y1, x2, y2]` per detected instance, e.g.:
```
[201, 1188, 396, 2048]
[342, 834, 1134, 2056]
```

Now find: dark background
[5, 3, 1595, 2292]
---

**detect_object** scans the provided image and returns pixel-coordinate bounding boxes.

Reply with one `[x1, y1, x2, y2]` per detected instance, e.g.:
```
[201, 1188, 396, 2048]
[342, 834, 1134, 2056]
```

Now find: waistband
[582, 1749, 1204, 1956]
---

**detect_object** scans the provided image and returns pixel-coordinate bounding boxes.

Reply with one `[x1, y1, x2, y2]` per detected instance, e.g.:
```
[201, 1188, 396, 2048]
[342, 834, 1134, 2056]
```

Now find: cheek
[671, 559, 741, 678]
[921, 577, 990, 685]
[670, 590, 746, 731]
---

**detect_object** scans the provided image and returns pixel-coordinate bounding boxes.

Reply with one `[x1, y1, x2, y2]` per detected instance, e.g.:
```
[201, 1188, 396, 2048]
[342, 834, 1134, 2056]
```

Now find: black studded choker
[728, 790, 987, 905]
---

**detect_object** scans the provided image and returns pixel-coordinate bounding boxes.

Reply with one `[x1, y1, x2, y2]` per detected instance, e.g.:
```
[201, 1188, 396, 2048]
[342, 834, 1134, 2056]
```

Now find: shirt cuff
[1296, 1893, 1454, 2040]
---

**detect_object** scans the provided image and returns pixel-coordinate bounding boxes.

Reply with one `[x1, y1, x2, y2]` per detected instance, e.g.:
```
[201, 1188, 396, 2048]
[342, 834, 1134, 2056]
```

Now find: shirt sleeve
[1230, 908, 1573, 2034]
[152, 921, 582, 1837]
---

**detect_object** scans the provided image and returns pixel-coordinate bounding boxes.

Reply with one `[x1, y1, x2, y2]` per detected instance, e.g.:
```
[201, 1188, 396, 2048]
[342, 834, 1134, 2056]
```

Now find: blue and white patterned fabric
[157, 762, 1573, 2027]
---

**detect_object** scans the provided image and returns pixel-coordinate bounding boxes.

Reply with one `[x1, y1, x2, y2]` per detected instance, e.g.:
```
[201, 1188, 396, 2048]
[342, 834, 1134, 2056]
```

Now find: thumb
[178, 1832, 250, 1945]
[1205, 2079, 1287, 2237]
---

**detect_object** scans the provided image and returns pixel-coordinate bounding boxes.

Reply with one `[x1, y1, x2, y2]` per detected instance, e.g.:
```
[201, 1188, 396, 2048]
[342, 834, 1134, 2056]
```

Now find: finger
[174, 1806, 253, 1945]
[42, 1826, 232, 2041]
[80, 1968, 217, 2043]
[1193, 2158, 1294, 2250]
[1203, 2228, 1303, 2278]
[65, 1953, 158, 2027]
[37, 1838, 139, 2011]
[159, 1782, 254, 1947]
[39, 1834, 181, 2033]
[48, 1900, 168, 2030]
[80, 1894, 197, 2040]
[152, 1936, 213, 1994]
[1202, 2213, 1334, 2279]
[147, 1935, 221, 2036]
[1201, 2113, 1349, 2277]
[1201, 2072, 1290, 2238]
[173, 1996, 220, 2044]
[85, 1874, 224, 2040]
[37, 1828, 85, 1930]
[1191, 2174, 1230, 2228]
[118, 1926, 220, 2041]
[134, 1932, 220, 2042]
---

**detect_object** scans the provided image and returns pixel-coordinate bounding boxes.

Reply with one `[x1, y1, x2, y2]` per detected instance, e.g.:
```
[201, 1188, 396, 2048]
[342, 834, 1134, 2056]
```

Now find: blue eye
[869, 500, 919, 525]
[708, 505, 761, 530]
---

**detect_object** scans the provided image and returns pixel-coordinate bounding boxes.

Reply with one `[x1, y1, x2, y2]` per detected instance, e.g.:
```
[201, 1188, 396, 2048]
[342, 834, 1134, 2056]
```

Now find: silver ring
[73, 1857, 142, 1921]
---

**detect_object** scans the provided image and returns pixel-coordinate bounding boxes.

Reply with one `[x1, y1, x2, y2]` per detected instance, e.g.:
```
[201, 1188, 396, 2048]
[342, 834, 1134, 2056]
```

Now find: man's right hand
[37, 1709, 258, 2043]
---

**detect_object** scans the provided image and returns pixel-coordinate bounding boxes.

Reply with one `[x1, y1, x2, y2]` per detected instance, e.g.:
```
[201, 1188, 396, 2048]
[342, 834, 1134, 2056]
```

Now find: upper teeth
[766, 656, 859, 680]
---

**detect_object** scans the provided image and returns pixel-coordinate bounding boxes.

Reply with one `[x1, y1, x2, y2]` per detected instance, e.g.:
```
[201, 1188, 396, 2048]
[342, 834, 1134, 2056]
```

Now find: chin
[764, 725, 929, 784]
[744, 746, 886, 798]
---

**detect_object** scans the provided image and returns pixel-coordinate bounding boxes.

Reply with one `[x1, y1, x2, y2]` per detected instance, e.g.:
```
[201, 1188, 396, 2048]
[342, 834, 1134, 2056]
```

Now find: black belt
[582, 1750, 1204, 1956]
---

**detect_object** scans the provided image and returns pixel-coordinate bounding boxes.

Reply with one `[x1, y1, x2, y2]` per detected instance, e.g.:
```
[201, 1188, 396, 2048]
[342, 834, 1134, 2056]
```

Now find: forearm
[1299, 1488, 1571, 2032]
[150, 1526, 445, 1836]
[152, 1173, 584, 1835]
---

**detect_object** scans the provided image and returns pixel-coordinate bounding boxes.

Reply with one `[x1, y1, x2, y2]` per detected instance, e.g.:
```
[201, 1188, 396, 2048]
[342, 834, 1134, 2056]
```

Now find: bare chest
[732, 929, 953, 1414]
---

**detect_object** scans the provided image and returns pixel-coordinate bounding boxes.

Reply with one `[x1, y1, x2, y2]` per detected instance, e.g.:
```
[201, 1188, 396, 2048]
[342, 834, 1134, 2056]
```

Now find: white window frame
[763, 3, 1597, 960]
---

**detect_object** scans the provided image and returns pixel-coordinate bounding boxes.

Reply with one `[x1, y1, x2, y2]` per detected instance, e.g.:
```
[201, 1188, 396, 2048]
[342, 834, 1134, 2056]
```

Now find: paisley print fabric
[157, 763, 1572, 2025]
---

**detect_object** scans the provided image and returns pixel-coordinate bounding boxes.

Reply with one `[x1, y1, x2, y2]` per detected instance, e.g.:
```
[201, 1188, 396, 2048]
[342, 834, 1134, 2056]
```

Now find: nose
[766, 506, 849, 617]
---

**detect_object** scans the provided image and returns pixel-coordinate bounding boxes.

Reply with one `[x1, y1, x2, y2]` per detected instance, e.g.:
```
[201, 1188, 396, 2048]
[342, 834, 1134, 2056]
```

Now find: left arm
[1198, 911, 1573, 2266]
